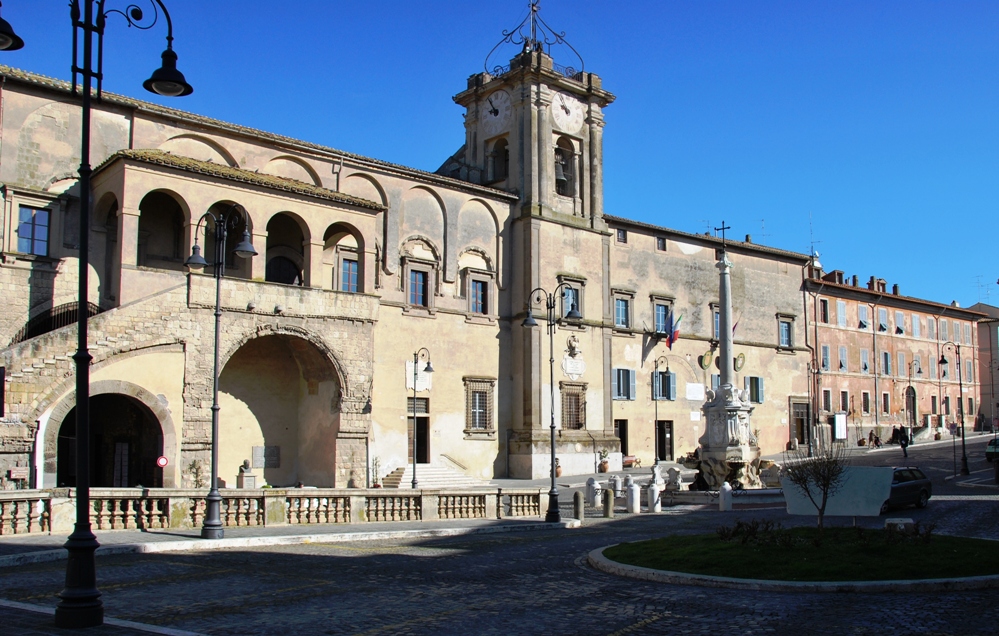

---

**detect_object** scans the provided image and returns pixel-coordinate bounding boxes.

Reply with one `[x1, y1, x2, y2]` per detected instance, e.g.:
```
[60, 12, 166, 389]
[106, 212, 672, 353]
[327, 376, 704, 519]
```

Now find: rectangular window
[464, 377, 495, 433]
[409, 270, 428, 306]
[966, 359, 974, 382]
[656, 236, 666, 251]
[858, 305, 869, 329]
[882, 351, 891, 376]
[778, 318, 793, 348]
[616, 229, 628, 243]
[898, 352, 906, 376]
[560, 382, 586, 430]
[711, 374, 720, 390]
[968, 397, 975, 417]
[654, 370, 676, 401]
[912, 314, 921, 338]
[563, 286, 580, 318]
[878, 308, 888, 332]
[964, 323, 972, 345]
[819, 299, 829, 323]
[931, 395, 938, 414]
[838, 346, 848, 371]
[928, 317, 936, 340]
[944, 396, 951, 415]
[470, 280, 488, 314]
[713, 310, 720, 339]
[840, 390, 849, 413]
[821, 345, 830, 371]
[612, 368, 636, 400]
[882, 392, 890, 414]
[654, 303, 669, 334]
[822, 389, 831, 412]
[930, 357, 937, 379]
[614, 298, 630, 328]
[895, 311, 905, 334]
[940, 319, 949, 341]
[861, 349, 870, 374]
[837, 301, 847, 327]
[862, 391, 871, 414]
[17, 206, 49, 256]
[745, 376, 764, 404]
[341, 258, 358, 293]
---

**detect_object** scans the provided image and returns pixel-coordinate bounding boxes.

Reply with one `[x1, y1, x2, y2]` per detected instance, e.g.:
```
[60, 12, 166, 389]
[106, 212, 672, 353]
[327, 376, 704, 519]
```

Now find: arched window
[493, 138, 509, 182]
[137, 192, 185, 271]
[265, 256, 302, 286]
[265, 213, 305, 286]
[554, 137, 575, 197]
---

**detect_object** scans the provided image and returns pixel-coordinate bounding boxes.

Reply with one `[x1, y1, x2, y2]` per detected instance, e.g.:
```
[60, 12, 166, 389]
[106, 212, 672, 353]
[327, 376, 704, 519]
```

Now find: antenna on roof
[808, 211, 822, 259]
[759, 218, 771, 243]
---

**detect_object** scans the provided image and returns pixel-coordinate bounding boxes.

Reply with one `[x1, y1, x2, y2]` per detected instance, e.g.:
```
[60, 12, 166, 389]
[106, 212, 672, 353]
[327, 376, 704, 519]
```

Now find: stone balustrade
[0, 487, 545, 535]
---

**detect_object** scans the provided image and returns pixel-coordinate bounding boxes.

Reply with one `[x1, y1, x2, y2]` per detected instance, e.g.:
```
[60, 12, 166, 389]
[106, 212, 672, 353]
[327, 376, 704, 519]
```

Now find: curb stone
[587, 544, 999, 592]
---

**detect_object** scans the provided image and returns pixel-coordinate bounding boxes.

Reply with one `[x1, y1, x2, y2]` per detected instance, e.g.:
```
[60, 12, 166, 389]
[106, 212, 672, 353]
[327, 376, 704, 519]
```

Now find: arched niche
[138, 190, 189, 272]
[265, 212, 308, 286]
[261, 156, 322, 186]
[340, 173, 387, 207]
[158, 134, 237, 167]
[400, 187, 445, 248]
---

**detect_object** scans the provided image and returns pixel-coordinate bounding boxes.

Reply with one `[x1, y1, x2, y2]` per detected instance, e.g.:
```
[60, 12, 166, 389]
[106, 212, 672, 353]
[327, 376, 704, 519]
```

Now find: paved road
[3, 436, 998, 635]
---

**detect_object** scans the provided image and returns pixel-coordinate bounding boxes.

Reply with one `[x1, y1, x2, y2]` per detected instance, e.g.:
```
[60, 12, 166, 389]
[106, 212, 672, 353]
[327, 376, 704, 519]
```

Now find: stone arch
[264, 212, 309, 285]
[44, 379, 178, 488]
[457, 246, 494, 273]
[214, 325, 351, 487]
[400, 186, 446, 248]
[323, 222, 366, 292]
[138, 190, 190, 271]
[341, 173, 387, 207]
[158, 134, 238, 167]
[400, 234, 442, 264]
[261, 155, 322, 186]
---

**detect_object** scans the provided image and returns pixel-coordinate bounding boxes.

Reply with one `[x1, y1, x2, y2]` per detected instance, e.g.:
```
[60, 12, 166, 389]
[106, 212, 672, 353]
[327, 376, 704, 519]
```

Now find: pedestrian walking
[900, 428, 909, 458]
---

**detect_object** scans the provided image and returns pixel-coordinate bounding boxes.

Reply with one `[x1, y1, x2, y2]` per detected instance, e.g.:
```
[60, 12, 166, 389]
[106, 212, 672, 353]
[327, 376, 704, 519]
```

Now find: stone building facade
[804, 264, 985, 447]
[0, 35, 852, 489]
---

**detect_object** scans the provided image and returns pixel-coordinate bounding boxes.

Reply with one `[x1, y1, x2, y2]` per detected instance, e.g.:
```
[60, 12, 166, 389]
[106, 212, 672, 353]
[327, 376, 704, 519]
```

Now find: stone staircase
[381, 463, 489, 489]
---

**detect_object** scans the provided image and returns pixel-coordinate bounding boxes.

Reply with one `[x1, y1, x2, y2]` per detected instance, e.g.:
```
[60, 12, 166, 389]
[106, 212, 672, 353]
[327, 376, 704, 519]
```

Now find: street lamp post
[185, 206, 257, 539]
[653, 355, 668, 469]
[522, 284, 581, 523]
[939, 342, 969, 475]
[0, 2, 193, 628]
[410, 348, 433, 489]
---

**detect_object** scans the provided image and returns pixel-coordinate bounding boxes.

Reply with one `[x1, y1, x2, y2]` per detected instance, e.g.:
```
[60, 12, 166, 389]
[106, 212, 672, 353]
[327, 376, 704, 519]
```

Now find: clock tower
[442, 3, 621, 480]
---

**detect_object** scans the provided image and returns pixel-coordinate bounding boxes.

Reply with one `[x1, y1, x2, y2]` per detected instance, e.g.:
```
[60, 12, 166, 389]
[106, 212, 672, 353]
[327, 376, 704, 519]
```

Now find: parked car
[986, 439, 999, 462]
[880, 467, 931, 514]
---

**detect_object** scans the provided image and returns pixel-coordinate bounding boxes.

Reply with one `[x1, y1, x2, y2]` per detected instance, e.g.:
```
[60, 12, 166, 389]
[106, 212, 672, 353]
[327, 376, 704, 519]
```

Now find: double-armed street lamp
[0, 1, 193, 628]
[653, 355, 669, 471]
[522, 283, 581, 523]
[409, 348, 433, 489]
[185, 206, 257, 539]
[939, 342, 969, 475]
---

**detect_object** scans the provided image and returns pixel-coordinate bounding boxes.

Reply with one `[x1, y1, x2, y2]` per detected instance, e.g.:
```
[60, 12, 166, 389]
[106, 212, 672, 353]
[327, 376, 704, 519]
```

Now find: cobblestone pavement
[3, 497, 999, 636]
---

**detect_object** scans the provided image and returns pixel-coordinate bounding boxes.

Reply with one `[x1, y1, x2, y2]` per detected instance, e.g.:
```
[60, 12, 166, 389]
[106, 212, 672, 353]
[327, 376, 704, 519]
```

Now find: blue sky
[3, 1, 998, 307]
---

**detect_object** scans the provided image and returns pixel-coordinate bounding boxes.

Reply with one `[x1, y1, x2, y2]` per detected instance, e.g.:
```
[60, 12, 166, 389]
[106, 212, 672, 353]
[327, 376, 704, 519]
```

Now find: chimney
[745, 234, 752, 243]
[852, 275, 859, 287]
[868, 276, 877, 290]
[892, 284, 900, 295]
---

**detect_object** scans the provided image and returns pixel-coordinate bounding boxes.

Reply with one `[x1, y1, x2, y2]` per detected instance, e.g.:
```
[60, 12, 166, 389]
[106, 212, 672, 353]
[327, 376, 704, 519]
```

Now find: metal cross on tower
[715, 221, 731, 247]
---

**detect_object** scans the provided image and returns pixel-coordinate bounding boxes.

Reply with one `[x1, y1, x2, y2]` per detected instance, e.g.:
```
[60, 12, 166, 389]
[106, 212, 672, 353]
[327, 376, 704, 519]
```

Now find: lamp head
[521, 308, 538, 328]
[185, 243, 208, 269]
[423, 360, 434, 374]
[565, 300, 582, 321]
[939, 355, 948, 365]
[233, 230, 258, 259]
[143, 48, 193, 97]
[0, 13, 23, 51]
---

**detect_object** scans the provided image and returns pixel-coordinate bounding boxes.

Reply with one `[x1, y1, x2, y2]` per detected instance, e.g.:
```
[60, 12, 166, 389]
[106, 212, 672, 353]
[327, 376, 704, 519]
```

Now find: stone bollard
[585, 477, 602, 507]
[610, 474, 623, 497]
[623, 474, 634, 489]
[647, 482, 662, 512]
[625, 482, 641, 513]
[665, 467, 682, 491]
[573, 490, 585, 522]
[719, 481, 733, 511]
[602, 488, 615, 518]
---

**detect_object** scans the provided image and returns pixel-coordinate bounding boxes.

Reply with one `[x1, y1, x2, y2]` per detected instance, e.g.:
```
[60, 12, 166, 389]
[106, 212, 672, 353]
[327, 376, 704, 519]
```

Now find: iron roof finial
[484, 1, 585, 78]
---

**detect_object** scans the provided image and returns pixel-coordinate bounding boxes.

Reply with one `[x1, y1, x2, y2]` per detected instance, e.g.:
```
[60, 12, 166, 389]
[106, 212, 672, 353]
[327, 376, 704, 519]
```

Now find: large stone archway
[44, 379, 179, 488]
[215, 332, 346, 488]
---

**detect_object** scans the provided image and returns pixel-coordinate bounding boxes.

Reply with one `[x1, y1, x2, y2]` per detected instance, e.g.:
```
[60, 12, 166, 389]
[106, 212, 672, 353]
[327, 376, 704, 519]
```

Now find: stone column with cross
[697, 223, 762, 489]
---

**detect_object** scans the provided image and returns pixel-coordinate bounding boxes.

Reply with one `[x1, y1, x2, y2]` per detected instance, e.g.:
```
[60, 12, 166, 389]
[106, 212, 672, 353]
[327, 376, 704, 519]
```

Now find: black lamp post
[653, 355, 668, 469]
[522, 283, 581, 523]
[409, 348, 433, 489]
[0, 2, 192, 628]
[939, 342, 970, 475]
[186, 206, 257, 539]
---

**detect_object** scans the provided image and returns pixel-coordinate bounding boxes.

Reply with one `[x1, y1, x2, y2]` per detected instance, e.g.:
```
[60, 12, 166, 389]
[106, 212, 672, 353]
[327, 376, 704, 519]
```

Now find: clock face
[481, 90, 511, 137]
[552, 91, 585, 133]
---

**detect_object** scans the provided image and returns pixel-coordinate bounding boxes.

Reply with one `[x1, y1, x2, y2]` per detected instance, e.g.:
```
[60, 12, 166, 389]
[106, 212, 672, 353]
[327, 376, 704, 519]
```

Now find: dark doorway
[409, 417, 430, 464]
[656, 420, 673, 461]
[791, 402, 809, 445]
[57, 394, 163, 488]
[614, 419, 628, 456]
[906, 386, 917, 427]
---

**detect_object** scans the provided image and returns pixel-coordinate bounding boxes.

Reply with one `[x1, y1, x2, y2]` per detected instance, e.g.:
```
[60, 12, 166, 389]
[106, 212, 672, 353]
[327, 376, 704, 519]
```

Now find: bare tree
[782, 445, 849, 535]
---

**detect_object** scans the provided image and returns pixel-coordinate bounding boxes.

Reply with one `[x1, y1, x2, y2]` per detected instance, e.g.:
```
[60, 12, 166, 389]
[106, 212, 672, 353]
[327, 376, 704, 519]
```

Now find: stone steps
[381, 464, 489, 489]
